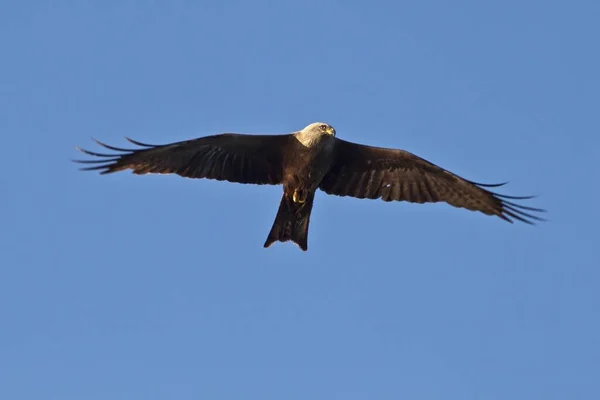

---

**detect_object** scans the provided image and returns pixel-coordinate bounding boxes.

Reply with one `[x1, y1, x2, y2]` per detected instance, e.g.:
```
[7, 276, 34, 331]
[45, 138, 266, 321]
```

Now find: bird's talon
[293, 190, 306, 204]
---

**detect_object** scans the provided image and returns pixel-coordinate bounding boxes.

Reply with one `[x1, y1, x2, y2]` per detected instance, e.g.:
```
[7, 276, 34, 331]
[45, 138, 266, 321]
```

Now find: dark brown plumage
[319, 138, 544, 225]
[73, 122, 545, 250]
[76, 133, 292, 184]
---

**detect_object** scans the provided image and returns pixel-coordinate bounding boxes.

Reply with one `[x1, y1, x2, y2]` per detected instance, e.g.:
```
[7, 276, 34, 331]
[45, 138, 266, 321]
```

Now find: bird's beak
[327, 127, 336, 135]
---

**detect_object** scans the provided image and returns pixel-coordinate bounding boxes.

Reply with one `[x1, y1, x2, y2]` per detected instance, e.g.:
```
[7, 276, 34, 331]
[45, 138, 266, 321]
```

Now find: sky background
[1, 1, 598, 399]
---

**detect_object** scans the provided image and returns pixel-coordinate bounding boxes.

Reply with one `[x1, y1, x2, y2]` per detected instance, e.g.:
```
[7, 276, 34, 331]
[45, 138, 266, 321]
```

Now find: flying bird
[73, 122, 545, 251]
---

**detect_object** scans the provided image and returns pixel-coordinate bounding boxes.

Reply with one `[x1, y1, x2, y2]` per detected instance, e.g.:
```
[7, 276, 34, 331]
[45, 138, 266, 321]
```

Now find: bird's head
[303, 122, 336, 137]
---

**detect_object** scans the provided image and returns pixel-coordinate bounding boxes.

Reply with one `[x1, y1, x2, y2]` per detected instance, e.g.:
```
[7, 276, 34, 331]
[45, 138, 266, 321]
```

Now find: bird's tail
[264, 189, 316, 251]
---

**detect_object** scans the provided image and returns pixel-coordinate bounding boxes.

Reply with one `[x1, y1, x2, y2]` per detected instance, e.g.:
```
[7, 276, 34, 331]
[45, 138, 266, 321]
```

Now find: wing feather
[73, 133, 292, 185]
[320, 138, 546, 224]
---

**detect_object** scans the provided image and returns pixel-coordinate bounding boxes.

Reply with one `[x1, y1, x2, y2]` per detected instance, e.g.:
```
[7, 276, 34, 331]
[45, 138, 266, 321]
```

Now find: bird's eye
[320, 124, 327, 130]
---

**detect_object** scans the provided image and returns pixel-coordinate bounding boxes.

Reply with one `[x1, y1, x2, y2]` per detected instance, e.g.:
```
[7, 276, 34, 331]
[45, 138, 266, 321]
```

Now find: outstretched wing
[319, 138, 546, 224]
[73, 133, 293, 185]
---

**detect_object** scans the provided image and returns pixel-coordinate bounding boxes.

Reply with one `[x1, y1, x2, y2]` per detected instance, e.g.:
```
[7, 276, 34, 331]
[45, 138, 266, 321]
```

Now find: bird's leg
[292, 189, 307, 204]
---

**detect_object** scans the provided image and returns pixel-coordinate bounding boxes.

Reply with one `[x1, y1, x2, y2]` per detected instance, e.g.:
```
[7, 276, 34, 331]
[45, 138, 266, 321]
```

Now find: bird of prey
[73, 122, 545, 251]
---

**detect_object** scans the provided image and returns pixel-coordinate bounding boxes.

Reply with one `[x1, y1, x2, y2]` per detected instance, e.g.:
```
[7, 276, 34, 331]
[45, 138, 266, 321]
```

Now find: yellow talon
[293, 190, 306, 204]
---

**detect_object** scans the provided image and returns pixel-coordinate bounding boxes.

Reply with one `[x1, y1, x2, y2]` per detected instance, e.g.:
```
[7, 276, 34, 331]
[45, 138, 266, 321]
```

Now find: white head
[301, 122, 336, 137]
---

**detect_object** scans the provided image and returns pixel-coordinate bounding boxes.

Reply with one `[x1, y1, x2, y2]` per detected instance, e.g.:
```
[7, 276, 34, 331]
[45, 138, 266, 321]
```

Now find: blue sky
[1, 1, 598, 399]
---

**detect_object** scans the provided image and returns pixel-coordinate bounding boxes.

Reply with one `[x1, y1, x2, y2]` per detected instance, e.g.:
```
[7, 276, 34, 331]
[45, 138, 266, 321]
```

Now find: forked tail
[264, 190, 316, 251]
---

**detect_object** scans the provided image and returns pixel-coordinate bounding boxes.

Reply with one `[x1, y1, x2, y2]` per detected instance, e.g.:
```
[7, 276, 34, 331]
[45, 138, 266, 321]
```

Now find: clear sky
[1, 1, 598, 399]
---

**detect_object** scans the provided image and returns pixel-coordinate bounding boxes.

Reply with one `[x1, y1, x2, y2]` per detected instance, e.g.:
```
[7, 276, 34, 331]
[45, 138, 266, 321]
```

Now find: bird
[73, 121, 545, 251]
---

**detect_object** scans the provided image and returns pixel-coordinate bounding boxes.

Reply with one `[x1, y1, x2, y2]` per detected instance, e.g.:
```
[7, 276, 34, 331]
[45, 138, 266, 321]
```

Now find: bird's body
[265, 124, 336, 250]
[284, 126, 336, 196]
[74, 121, 545, 251]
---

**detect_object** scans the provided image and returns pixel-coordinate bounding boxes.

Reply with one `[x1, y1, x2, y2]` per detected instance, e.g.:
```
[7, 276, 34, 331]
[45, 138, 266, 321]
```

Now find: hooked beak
[326, 126, 336, 135]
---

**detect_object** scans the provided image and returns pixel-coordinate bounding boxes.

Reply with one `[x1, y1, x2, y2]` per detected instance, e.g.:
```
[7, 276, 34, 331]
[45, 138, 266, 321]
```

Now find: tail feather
[264, 190, 316, 251]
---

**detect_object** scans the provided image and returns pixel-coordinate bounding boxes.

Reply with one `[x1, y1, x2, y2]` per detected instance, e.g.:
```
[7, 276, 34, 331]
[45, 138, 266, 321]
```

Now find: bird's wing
[319, 138, 545, 224]
[73, 133, 293, 185]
